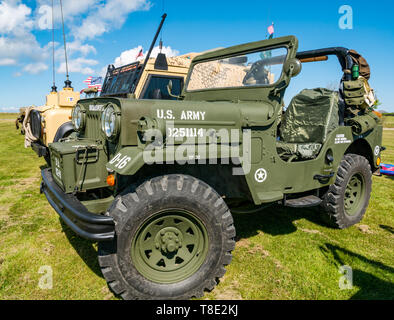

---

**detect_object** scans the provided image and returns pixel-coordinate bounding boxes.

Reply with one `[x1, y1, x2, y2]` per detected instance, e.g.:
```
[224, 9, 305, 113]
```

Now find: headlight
[71, 105, 85, 131]
[101, 104, 120, 139]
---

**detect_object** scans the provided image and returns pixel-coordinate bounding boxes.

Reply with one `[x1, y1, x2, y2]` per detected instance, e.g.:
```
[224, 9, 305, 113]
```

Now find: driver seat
[277, 88, 339, 161]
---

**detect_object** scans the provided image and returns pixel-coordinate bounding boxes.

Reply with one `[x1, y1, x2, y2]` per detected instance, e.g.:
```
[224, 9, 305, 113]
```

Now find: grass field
[383, 115, 394, 128]
[0, 115, 393, 300]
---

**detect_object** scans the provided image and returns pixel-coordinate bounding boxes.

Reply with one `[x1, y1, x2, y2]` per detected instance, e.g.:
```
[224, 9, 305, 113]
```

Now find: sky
[0, 0, 393, 112]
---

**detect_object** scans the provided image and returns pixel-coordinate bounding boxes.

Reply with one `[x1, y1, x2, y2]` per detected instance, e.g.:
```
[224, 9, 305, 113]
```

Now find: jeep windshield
[187, 47, 287, 91]
[100, 62, 141, 97]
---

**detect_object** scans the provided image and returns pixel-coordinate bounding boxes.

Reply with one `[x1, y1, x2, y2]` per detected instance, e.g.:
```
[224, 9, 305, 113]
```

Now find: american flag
[84, 76, 102, 92]
[267, 23, 274, 39]
[84, 76, 93, 84]
[136, 49, 143, 60]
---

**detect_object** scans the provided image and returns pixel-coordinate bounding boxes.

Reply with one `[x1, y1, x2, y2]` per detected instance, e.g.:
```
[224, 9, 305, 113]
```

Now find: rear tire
[98, 174, 235, 300]
[320, 154, 372, 229]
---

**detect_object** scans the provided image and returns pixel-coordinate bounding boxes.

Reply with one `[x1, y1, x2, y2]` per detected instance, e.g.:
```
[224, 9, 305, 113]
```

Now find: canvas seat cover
[278, 88, 339, 160]
[276, 141, 322, 160]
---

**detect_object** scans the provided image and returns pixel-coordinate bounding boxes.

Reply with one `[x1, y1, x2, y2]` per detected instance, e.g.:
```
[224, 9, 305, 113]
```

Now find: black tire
[320, 153, 372, 229]
[98, 174, 236, 300]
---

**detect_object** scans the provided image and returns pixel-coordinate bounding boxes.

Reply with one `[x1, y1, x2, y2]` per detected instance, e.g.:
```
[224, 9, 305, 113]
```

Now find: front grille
[84, 112, 102, 140]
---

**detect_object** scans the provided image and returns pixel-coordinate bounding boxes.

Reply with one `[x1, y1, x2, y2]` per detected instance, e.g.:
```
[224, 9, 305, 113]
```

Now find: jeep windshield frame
[183, 36, 299, 102]
[100, 62, 141, 98]
[186, 47, 288, 92]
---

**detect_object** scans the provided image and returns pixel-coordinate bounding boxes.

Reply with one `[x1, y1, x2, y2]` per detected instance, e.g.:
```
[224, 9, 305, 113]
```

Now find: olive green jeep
[40, 35, 383, 300]
[16, 53, 198, 165]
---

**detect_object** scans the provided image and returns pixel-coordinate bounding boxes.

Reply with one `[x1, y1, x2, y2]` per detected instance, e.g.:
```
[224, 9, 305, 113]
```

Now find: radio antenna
[51, 0, 57, 92]
[159, 0, 165, 53]
[135, 13, 167, 85]
[59, 0, 72, 88]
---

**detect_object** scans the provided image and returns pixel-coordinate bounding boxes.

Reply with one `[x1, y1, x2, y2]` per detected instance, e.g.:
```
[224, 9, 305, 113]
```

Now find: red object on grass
[380, 164, 394, 176]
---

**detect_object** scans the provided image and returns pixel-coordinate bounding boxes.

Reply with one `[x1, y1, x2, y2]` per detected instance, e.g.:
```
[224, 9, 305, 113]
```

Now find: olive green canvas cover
[277, 141, 322, 160]
[345, 114, 378, 135]
[281, 88, 339, 144]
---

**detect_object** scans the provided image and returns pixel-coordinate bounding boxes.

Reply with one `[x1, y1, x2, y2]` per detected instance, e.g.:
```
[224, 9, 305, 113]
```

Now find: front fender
[106, 147, 145, 176]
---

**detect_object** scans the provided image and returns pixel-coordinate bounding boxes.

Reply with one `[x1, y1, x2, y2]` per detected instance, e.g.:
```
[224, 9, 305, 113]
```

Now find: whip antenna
[59, 0, 72, 88]
[51, 0, 57, 92]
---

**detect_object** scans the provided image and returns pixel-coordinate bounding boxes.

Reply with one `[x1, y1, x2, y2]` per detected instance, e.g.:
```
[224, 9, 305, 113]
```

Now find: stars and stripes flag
[267, 23, 274, 39]
[136, 49, 143, 60]
[84, 76, 93, 85]
[83, 76, 102, 92]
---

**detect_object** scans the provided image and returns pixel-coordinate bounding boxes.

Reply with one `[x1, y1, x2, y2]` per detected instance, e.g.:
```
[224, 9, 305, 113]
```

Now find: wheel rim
[344, 173, 365, 216]
[131, 209, 209, 284]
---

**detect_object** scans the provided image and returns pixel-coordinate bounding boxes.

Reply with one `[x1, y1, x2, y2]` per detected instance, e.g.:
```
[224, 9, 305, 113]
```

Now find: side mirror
[284, 58, 302, 77]
[166, 80, 180, 99]
[167, 79, 173, 93]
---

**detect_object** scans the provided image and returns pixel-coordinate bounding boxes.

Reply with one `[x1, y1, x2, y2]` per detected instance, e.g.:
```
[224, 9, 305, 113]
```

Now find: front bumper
[40, 168, 115, 241]
[32, 141, 48, 158]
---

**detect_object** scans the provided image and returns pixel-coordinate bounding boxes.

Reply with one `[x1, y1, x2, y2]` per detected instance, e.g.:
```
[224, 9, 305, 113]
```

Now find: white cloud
[150, 46, 180, 59]
[58, 57, 99, 75]
[0, 0, 152, 78]
[113, 45, 179, 67]
[0, 34, 49, 63]
[35, 0, 99, 27]
[23, 62, 48, 74]
[74, 0, 150, 41]
[67, 40, 97, 57]
[0, 1, 33, 35]
[113, 45, 143, 67]
[0, 58, 17, 66]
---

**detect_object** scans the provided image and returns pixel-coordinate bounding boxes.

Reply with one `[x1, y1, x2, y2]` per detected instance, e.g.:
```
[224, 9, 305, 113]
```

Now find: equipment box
[49, 140, 109, 194]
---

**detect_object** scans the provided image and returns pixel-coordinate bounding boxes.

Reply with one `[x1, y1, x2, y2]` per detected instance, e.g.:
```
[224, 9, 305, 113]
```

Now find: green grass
[382, 115, 394, 128]
[0, 120, 393, 300]
[0, 113, 18, 120]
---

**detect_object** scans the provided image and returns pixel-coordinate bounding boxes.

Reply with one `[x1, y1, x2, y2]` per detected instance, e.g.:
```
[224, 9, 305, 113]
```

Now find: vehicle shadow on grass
[59, 219, 104, 279]
[320, 243, 394, 300]
[379, 224, 394, 234]
[231, 203, 326, 238]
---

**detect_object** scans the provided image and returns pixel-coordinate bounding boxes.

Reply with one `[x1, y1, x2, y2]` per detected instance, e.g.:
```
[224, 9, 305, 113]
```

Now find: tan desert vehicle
[16, 52, 199, 164]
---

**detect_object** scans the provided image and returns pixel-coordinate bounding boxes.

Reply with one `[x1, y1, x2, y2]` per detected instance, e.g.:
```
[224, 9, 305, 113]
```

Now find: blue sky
[1, 0, 393, 112]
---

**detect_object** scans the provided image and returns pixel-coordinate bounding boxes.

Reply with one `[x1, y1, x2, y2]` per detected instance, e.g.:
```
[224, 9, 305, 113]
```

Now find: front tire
[320, 154, 372, 229]
[98, 174, 235, 300]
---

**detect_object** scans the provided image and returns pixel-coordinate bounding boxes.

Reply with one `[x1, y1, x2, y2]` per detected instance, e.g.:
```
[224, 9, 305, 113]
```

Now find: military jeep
[16, 53, 198, 164]
[40, 36, 383, 300]
[16, 84, 80, 163]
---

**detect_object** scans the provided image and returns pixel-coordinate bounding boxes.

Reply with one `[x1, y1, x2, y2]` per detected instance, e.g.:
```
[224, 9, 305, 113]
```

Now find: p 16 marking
[109, 153, 131, 169]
